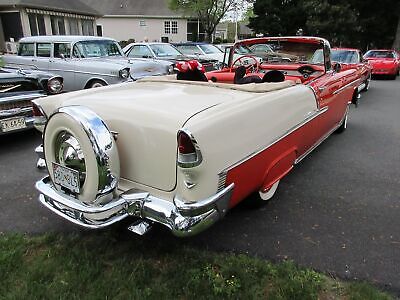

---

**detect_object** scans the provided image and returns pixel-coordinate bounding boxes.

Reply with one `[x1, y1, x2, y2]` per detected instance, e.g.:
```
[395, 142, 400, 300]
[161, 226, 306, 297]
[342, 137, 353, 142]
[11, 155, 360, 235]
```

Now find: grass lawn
[0, 230, 394, 300]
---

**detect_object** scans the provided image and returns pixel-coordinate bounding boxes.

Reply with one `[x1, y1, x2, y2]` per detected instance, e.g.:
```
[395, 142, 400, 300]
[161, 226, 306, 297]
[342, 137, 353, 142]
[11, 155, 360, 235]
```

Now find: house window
[82, 20, 94, 36]
[51, 16, 66, 35]
[68, 18, 80, 35]
[139, 20, 146, 27]
[164, 21, 171, 34]
[96, 25, 103, 36]
[171, 21, 178, 34]
[164, 20, 178, 34]
[28, 14, 46, 36]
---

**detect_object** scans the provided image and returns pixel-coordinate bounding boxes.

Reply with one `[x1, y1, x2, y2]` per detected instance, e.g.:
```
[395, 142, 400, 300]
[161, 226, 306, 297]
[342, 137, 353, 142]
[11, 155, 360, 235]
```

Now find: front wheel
[89, 80, 107, 88]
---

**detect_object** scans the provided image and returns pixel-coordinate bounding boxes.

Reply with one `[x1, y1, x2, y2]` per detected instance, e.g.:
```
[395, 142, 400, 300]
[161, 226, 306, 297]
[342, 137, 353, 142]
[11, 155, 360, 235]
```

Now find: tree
[248, 0, 307, 36]
[248, 0, 399, 51]
[169, 0, 236, 41]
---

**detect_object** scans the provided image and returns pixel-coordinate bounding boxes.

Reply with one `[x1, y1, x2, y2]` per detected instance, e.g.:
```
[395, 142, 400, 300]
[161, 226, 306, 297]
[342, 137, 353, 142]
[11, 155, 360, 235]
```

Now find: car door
[34, 43, 51, 71]
[50, 42, 75, 91]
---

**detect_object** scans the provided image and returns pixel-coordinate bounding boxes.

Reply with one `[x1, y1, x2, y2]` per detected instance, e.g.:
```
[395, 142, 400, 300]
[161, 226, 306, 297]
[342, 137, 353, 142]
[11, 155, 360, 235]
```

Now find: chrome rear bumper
[36, 176, 234, 237]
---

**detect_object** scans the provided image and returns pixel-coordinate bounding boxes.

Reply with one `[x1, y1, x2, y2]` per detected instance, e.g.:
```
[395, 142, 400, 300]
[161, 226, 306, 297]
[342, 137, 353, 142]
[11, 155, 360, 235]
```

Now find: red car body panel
[331, 47, 372, 91]
[206, 37, 360, 206]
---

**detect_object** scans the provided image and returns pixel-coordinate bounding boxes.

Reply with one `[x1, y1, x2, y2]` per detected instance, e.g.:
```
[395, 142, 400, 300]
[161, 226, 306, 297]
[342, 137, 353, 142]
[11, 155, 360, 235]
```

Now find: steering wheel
[231, 55, 260, 73]
[297, 65, 317, 79]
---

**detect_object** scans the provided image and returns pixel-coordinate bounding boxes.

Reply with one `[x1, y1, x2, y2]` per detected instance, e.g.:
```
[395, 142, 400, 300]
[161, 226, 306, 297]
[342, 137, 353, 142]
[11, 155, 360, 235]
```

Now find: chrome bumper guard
[36, 176, 234, 237]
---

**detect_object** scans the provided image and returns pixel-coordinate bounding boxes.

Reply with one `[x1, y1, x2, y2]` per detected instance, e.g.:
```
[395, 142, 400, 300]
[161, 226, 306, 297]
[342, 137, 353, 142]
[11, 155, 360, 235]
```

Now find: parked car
[33, 36, 359, 237]
[2, 36, 170, 91]
[329, 48, 372, 92]
[122, 42, 219, 71]
[174, 42, 228, 66]
[0, 68, 62, 135]
[363, 49, 400, 79]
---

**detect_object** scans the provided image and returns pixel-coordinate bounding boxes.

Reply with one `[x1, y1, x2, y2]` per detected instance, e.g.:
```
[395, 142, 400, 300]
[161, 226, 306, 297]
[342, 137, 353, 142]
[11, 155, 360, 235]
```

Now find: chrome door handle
[318, 86, 326, 92]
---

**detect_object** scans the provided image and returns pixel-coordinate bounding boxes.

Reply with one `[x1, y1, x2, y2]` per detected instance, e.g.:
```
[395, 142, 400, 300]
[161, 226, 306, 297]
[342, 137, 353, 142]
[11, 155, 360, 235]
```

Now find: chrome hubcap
[55, 132, 86, 184]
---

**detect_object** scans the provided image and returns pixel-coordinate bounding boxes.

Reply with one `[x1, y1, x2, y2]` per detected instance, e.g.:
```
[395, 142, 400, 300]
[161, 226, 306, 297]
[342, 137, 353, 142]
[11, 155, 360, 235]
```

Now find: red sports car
[331, 48, 372, 91]
[363, 49, 399, 79]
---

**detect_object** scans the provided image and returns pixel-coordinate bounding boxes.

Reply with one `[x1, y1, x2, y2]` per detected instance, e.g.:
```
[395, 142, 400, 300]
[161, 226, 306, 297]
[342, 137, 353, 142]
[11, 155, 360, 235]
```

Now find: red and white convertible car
[363, 49, 400, 79]
[33, 37, 360, 237]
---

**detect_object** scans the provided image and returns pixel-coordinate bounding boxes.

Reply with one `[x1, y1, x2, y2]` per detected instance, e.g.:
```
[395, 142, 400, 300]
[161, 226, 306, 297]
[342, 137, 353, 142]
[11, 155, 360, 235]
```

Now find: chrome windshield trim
[222, 106, 328, 172]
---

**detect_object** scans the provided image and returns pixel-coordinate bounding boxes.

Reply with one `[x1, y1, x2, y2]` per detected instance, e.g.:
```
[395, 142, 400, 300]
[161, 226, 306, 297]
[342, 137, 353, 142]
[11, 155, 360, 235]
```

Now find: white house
[81, 0, 205, 43]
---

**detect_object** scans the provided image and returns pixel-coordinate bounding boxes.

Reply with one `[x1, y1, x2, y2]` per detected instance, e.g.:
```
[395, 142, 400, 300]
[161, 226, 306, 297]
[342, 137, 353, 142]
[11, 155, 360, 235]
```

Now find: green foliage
[0, 232, 394, 299]
[248, 0, 399, 50]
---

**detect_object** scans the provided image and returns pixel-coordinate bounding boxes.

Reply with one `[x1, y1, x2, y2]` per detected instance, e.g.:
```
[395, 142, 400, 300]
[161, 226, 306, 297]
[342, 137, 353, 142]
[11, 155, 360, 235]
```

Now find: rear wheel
[336, 106, 349, 133]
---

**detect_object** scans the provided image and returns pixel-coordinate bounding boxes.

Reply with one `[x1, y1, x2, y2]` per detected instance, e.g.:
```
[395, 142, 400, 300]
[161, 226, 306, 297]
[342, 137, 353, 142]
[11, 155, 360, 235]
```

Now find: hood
[85, 56, 168, 79]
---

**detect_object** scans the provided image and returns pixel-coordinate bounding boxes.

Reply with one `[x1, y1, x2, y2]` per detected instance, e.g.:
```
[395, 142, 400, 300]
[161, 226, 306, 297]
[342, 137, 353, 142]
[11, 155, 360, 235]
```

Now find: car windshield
[73, 40, 123, 58]
[149, 44, 181, 57]
[331, 50, 359, 63]
[238, 41, 323, 65]
[175, 45, 200, 55]
[364, 50, 394, 58]
[198, 44, 222, 54]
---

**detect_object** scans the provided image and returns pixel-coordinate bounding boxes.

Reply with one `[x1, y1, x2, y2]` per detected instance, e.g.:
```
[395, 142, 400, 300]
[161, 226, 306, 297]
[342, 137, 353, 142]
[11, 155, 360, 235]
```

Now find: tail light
[32, 100, 47, 127]
[177, 129, 202, 168]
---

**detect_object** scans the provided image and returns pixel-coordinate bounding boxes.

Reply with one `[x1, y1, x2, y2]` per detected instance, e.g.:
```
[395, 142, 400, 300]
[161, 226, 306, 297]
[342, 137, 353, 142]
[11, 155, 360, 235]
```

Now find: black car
[0, 68, 63, 135]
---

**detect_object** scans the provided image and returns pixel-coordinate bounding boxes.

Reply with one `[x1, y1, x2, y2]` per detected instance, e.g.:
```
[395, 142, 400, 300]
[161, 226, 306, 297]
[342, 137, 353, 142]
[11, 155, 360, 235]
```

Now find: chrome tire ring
[44, 106, 120, 204]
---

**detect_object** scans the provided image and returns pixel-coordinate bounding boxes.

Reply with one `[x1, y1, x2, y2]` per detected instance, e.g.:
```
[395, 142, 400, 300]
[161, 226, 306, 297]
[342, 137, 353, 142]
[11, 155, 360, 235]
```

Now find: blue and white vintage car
[2, 36, 171, 92]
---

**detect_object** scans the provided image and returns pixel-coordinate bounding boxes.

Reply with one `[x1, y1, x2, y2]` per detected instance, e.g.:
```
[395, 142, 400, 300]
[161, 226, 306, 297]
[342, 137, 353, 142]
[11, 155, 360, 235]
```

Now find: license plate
[0, 117, 26, 132]
[52, 163, 80, 194]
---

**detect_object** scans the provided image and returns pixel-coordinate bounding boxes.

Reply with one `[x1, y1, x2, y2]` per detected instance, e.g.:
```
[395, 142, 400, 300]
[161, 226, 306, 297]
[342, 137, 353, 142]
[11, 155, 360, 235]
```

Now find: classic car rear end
[33, 37, 357, 237]
[0, 68, 63, 135]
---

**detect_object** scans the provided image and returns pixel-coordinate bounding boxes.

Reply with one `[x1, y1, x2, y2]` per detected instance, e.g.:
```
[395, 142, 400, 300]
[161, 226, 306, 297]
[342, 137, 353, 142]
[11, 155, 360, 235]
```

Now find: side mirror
[333, 62, 341, 73]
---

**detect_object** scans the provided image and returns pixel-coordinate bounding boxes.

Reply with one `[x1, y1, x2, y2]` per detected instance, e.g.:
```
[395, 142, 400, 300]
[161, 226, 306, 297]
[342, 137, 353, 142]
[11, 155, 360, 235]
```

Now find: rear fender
[261, 147, 297, 192]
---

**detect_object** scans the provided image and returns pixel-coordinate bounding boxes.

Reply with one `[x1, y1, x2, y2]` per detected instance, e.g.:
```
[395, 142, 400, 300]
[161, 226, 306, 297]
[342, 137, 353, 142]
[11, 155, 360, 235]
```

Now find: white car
[2, 36, 170, 91]
[32, 37, 358, 237]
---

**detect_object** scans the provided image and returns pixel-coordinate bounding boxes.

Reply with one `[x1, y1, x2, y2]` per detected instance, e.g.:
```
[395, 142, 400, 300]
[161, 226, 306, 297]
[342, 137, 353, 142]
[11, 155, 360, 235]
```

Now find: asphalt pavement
[0, 77, 399, 294]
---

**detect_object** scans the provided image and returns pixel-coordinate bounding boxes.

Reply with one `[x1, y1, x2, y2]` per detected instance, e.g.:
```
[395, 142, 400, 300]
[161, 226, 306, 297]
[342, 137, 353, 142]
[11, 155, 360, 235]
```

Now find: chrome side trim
[222, 106, 328, 172]
[0, 92, 45, 103]
[36, 176, 234, 237]
[333, 79, 360, 95]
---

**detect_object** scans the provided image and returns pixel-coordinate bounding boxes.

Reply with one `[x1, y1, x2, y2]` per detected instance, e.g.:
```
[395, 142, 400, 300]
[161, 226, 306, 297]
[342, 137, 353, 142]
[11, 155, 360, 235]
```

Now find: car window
[149, 44, 181, 57]
[198, 44, 222, 54]
[72, 40, 123, 58]
[18, 43, 34, 56]
[127, 45, 153, 58]
[54, 43, 71, 58]
[36, 43, 51, 57]
[364, 50, 394, 58]
[176, 45, 200, 55]
[331, 50, 359, 64]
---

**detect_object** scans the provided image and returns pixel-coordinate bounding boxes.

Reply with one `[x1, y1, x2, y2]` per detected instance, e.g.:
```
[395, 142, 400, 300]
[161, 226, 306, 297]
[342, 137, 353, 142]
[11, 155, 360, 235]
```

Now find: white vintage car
[33, 37, 360, 237]
[2, 36, 170, 91]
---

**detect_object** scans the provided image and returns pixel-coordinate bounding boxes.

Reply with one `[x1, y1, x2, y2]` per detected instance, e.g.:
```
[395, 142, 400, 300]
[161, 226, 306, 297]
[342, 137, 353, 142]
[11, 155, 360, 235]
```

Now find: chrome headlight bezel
[47, 76, 63, 94]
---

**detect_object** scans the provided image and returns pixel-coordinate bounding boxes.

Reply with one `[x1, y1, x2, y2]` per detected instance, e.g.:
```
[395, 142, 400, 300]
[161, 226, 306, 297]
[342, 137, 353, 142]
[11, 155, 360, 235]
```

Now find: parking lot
[0, 77, 399, 294]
